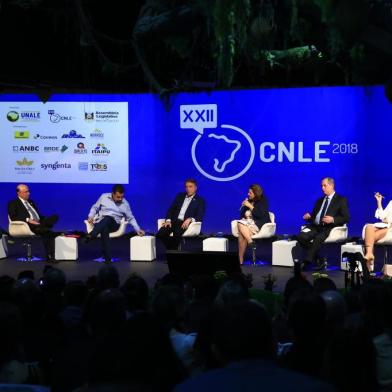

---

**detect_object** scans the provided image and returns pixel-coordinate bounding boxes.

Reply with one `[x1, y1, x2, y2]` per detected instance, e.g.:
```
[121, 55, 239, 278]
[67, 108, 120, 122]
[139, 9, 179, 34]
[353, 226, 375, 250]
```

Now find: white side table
[130, 236, 156, 261]
[272, 240, 298, 267]
[203, 237, 229, 252]
[340, 242, 365, 272]
[55, 236, 78, 261]
[0, 235, 8, 259]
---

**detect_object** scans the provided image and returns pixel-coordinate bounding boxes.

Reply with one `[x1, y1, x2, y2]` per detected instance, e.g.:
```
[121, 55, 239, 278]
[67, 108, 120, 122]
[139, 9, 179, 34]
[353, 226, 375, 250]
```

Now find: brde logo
[180, 104, 255, 182]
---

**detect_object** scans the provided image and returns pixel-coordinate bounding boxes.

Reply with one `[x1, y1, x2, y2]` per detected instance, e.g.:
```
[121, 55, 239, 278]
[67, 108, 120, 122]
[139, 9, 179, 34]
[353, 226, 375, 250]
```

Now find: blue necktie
[319, 197, 329, 225]
[25, 202, 40, 222]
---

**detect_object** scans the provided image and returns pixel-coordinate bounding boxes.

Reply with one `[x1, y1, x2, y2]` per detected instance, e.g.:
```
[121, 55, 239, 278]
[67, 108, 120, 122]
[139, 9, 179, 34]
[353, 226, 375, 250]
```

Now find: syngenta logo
[180, 104, 334, 182]
[41, 162, 71, 170]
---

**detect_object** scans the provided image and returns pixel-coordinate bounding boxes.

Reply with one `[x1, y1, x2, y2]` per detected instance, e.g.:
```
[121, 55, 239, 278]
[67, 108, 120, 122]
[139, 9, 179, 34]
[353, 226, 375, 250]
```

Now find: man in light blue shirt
[85, 184, 144, 263]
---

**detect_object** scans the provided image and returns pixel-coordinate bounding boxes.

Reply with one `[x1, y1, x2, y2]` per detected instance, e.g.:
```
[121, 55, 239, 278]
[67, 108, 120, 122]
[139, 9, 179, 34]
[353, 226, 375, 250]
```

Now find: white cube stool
[55, 236, 78, 261]
[340, 242, 365, 272]
[130, 236, 156, 261]
[272, 240, 298, 267]
[203, 237, 229, 252]
[0, 235, 8, 259]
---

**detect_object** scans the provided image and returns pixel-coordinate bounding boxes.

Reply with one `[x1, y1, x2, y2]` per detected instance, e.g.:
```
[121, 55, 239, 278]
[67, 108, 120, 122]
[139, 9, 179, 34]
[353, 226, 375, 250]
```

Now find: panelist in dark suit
[295, 177, 350, 270]
[8, 184, 59, 262]
[237, 184, 271, 264]
[157, 178, 205, 249]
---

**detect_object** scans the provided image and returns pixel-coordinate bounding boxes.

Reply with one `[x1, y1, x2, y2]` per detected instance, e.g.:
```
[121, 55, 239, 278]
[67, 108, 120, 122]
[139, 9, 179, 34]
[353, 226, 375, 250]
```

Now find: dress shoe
[46, 255, 58, 264]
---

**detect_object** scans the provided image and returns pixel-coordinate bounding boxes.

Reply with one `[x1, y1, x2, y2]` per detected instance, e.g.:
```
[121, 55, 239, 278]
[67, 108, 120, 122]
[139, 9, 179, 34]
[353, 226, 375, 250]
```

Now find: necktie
[25, 202, 40, 222]
[319, 197, 329, 225]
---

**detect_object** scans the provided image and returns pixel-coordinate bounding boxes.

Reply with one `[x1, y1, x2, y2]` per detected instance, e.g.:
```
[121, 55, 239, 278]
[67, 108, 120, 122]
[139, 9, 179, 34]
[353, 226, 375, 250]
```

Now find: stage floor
[0, 236, 383, 292]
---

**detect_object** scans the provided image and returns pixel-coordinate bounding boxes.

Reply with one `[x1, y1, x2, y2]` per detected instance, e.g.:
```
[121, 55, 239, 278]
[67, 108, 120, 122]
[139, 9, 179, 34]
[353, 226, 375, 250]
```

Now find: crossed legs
[237, 223, 254, 264]
[364, 225, 388, 269]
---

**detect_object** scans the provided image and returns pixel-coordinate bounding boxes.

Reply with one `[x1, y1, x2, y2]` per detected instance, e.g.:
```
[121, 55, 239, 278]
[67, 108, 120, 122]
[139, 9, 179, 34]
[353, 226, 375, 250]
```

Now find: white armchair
[362, 224, 392, 268]
[324, 225, 348, 243]
[8, 215, 40, 261]
[84, 217, 128, 238]
[157, 219, 202, 237]
[231, 212, 276, 239]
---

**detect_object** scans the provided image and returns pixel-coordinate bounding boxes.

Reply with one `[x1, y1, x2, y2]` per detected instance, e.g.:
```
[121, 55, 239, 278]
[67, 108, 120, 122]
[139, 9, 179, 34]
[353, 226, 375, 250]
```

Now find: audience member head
[88, 312, 187, 391]
[214, 278, 249, 306]
[283, 276, 313, 310]
[152, 286, 185, 331]
[40, 267, 66, 294]
[323, 326, 378, 392]
[0, 275, 16, 302]
[64, 280, 87, 307]
[17, 270, 35, 281]
[360, 279, 392, 335]
[320, 290, 346, 328]
[90, 288, 126, 335]
[121, 274, 149, 313]
[0, 301, 23, 369]
[210, 300, 274, 366]
[313, 277, 337, 293]
[288, 289, 326, 343]
[155, 273, 186, 291]
[96, 265, 120, 291]
[13, 278, 44, 322]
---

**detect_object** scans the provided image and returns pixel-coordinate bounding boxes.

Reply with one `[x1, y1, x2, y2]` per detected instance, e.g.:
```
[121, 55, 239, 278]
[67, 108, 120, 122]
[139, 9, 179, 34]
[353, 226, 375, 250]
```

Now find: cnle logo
[180, 104, 332, 182]
[180, 104, 255, 182]
[48, 110, 73, 123]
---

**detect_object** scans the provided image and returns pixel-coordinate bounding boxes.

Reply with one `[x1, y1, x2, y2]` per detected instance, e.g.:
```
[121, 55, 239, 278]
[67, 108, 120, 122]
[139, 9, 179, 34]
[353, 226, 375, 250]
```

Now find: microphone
[375, 192, 385, 199]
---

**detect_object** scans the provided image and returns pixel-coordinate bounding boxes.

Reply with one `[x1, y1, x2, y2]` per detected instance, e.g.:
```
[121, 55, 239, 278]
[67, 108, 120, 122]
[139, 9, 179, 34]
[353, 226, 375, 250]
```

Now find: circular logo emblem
[50, 113, 61, 123]
[7, 111, 19, 122]
[77, 142, 85, 149]
[191, 124, 255, 182]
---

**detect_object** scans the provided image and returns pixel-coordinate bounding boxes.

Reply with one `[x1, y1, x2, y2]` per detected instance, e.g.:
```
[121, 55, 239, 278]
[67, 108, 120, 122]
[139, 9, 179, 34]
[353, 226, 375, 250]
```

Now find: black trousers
[156, 219, 186, 250]
[295, 224, 333, 263]
[29, 214, 59, 258]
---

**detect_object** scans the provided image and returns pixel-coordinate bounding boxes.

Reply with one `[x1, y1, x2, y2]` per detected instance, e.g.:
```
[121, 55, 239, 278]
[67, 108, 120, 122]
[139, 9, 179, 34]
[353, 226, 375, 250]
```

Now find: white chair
[203, 237, 229, 252]
[157, 219, 202, 237]
[84, 217, 128, 261]
[324, 225, 348, 243]
[0, 235, 8, 259]
[231, 212, 277, 263]
[157, 219, 202, 250]
[8, 216, 42, 261]
[362, 224, 392, 270]
[84, 217, 128, 238]
[231, 212, 276, 240]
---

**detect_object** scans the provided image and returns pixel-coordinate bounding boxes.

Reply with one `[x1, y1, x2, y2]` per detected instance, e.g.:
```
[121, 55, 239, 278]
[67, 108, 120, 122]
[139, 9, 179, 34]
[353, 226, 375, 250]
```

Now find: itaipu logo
[180, 104, 255, 182]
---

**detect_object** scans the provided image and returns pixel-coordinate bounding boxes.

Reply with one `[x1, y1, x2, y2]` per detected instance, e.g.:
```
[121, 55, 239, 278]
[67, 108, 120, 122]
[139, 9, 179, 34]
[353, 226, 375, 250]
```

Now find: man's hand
[181, 218, 192, 230]
[137, 229, 145, 236]
[87, 217, 94, 224]
[162, 221, 172, 228]
[29, 219, 40, 225]
[322, 215, 334, 224]
[303, 213, 311, 220]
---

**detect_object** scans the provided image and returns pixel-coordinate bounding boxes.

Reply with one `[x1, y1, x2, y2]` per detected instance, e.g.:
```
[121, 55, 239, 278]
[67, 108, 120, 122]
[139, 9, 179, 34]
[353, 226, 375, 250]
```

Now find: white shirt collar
[325, 192, 335, 200]
[18, 197, 29, 204]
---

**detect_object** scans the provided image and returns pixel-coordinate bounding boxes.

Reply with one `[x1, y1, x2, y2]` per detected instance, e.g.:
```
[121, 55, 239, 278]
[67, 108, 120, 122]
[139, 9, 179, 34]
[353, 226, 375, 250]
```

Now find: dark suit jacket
[240, 197, 271, 229]
[166, 193, 205, 222]
[8, 198, 43, 222]
[309, 193, 350, 227]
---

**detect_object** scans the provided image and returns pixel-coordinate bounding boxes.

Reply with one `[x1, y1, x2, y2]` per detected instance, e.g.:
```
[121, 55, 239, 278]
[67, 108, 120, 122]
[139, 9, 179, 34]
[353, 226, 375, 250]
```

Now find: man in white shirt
[8, 184, 59, 262]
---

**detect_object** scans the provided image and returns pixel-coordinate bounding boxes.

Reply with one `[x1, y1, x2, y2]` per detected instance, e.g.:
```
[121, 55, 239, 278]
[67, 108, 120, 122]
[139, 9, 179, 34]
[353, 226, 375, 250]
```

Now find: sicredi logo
[13, 146, 39, 152]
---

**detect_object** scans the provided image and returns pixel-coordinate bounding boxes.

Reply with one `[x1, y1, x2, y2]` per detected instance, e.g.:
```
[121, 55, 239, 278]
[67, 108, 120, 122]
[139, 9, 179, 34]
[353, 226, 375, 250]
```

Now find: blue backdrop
[1, 86, 391, 236]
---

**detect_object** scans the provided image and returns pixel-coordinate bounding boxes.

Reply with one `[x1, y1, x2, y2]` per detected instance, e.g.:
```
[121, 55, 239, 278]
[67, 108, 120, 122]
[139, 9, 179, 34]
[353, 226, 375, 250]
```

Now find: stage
[0, 235, 383, 292]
